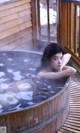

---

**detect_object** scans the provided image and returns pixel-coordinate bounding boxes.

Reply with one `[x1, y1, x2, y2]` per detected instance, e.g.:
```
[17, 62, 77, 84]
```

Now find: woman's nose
[58, 59, 61, 64]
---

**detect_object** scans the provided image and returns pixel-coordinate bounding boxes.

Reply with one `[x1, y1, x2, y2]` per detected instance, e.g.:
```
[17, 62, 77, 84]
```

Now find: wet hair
[41, 43, 64, 67]
[36, 43, 64, 73]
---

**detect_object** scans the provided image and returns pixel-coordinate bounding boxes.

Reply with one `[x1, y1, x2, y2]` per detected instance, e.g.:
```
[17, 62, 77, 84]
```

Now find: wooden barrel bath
[0, 51, 70, 133]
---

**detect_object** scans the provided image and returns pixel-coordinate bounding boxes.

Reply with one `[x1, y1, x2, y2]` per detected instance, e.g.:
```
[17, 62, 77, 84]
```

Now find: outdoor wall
[0, 0, 33, 50]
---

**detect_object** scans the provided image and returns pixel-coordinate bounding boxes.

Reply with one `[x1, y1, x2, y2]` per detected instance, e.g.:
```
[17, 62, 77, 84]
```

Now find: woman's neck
[45, 66, 59, 72]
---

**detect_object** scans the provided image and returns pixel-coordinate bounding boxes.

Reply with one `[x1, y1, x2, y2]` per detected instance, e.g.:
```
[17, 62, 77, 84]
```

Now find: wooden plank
[62, 126, 80, 133]
[69, 112, 80, 115]
[0, 21, 32, 39]
[0, 33, 32, 50]
[59, 128, 72, 133]
[0, 14, 31, 32]
[70, 93, 80, 96]
[0, 27, 32, 47]
[69, 104, 80, 106]
[58, 74, 80, 133]
[63, 123, 80, 130]
[57, 131, 63, 133]
[0, 9, 31, 25]
[67, 117, 80, 121]
[0, 3, 31, 18]
[0, 0, 31, 12]
[68, 114, 80, 118]
[67, 119, 80, 124]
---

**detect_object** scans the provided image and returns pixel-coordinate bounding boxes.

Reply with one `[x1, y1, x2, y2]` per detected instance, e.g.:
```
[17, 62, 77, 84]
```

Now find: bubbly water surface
[0, 51, 68, 114]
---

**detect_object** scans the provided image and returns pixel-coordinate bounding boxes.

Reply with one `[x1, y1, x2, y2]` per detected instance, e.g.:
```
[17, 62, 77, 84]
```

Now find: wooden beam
[31, 0, 37, 45]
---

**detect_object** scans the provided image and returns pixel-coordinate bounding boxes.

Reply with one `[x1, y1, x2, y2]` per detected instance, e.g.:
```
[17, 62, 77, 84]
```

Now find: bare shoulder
[37, 69, 47, 79]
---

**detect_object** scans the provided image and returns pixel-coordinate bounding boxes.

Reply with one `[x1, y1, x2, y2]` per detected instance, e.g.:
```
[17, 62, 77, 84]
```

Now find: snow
[40, 3, 57, 25]
[77, 6, 80, 16]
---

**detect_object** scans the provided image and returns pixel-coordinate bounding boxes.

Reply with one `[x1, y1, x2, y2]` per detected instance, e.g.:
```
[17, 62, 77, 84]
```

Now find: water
[0, 51, 68, 114]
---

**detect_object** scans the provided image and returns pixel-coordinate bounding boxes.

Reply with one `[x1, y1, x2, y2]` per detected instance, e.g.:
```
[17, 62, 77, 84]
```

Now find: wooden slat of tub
[58, 81, 80, 133]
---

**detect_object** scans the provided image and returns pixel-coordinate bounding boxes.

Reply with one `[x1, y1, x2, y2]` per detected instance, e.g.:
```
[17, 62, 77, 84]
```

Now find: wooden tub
[0, 51, 70, 133]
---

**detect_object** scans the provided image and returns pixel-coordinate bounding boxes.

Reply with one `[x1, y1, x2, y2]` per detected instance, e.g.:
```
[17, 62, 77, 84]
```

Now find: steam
[0, 0, 10, 3]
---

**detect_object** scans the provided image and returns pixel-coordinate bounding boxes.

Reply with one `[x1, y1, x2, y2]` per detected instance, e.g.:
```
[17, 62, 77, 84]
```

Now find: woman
[37, 43, 76, 80]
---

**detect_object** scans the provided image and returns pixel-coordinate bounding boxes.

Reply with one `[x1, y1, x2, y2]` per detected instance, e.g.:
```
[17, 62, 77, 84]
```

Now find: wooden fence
[0, 0, 33, 50]
[58, 0, 80, 67]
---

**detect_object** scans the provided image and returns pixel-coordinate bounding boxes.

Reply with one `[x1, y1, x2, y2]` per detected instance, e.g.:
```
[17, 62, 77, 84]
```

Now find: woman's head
[41, 43, 64, 71]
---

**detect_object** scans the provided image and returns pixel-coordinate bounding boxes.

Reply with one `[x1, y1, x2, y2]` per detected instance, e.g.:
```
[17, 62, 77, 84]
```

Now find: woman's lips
[58, 64, 61, 67]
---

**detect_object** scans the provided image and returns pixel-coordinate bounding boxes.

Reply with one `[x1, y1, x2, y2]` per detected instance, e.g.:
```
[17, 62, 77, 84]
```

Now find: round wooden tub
[0, 51, 70, 133]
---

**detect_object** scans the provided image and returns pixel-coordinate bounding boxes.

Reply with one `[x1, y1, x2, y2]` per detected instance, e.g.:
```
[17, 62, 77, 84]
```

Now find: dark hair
[41, 43, 64, 67]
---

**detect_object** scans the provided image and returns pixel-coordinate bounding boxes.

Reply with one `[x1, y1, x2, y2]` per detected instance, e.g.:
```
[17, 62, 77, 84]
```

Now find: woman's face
[49, 53, 63, 71]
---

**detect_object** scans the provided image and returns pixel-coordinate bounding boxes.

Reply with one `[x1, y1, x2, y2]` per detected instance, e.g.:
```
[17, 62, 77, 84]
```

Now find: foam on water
[0, 51, 68, 114]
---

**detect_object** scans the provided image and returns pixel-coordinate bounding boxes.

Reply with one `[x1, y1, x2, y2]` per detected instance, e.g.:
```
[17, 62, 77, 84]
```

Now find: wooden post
[31, 0, 37, 46]
[46, 0, 50, 42]
[37, 0, 41, 40]
[79, 6, 80, 57]
[57, 0, 68, 48]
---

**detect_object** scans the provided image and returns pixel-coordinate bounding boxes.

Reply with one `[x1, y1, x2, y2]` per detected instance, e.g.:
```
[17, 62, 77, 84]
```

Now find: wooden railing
[33, 0, 80, 67]
[58, 0, 80, 67]
[66, 2, 80, 67]
[36, 0, 57, 42]
[74, 3, 80, 57]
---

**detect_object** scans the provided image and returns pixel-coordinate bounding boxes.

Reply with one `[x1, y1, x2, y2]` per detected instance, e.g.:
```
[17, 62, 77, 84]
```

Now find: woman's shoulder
[36, 65, 44, 74]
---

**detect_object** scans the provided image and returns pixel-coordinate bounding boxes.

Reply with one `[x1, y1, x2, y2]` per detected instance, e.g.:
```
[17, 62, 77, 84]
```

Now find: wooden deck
[58, 73, 80, 133]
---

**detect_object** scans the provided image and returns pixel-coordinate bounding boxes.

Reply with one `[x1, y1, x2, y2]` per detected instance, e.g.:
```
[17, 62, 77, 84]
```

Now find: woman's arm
[61, 53, 71, 69]
[37, 66, 76, 80]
